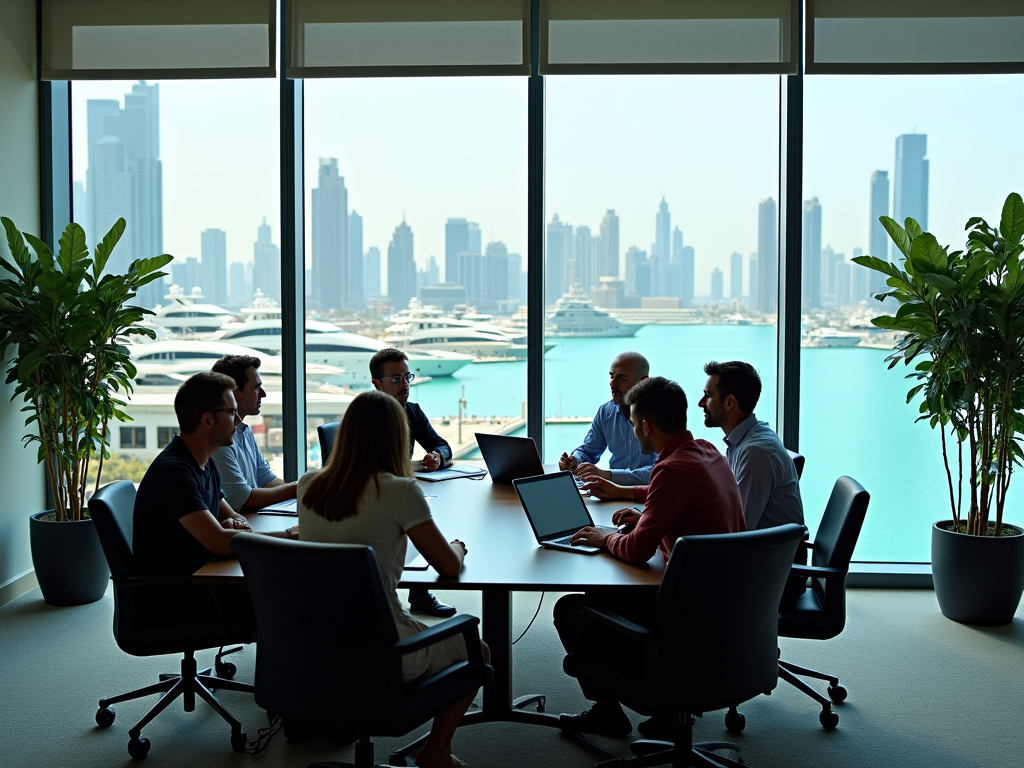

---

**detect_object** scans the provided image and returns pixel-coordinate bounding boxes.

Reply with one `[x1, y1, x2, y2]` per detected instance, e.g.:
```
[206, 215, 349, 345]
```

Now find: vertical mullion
[526, 0, 545, 455]
[39, 80, 71, 250]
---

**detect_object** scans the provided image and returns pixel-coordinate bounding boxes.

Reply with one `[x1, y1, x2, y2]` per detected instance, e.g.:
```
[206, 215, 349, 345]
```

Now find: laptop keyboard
[550, 525, 619, 546]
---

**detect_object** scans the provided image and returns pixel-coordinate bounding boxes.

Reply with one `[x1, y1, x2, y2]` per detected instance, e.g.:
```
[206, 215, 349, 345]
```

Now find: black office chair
[318, 421, 340, 464]
[777, 476, 869, 730]
[564, 524, 805, 768]
[786, 449, 805, 479]
[89, 481, 255, 759]
[231, 534, 493, 768]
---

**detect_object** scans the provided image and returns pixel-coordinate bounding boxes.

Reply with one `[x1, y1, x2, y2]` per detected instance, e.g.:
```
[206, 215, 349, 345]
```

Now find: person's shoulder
[297, 468, 319, 490]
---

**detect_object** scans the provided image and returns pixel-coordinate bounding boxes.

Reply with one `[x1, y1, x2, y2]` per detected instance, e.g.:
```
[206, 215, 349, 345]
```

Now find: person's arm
[210, 444, 256, 511]
[180, 508, 246, 557]
[237, 481, 298, 510]
[572, 408, 609, 466]
[610, 462, 654, 486]
[408, 404, 452, 468]
[407, 520, 465, 579]
[579, 475, 633, 500]
[732, 446, 773, 531]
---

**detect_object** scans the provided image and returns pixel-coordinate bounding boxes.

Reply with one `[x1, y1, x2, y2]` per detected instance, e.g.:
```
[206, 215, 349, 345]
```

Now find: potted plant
[0, 217, 171, 606]
[853, 192, 1024, 625]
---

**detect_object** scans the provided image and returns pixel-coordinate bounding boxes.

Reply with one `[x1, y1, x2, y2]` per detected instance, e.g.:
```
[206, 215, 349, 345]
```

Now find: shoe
[558, 703, 633, 737]
[408, 589, 457, 618]
[637, 713, 676, 740]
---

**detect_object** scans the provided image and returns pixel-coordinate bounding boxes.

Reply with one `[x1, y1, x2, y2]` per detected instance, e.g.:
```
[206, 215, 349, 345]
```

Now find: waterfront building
[869, 170, 890, 297]
[312, 158, 347, 311]
[387, 220, 416, 310]
[597, 209, 619, 279]
[348, 210, 364, 310]
[757, 197, 778, 314]
[200, 228, 227, 306]
[573, 225, 593, 291]
[253, 218, 281, 305]
[730, 252, 743, 301]
[710, 267, 724, 302]
[546, 213, 572, 305]
[803, 197, 822, 310]
[893, 133, 929, 236]
[445, 218, 470, 283]
[654, 198, 670, 260]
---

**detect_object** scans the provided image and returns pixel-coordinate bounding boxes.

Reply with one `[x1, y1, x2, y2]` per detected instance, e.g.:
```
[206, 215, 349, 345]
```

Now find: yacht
[384, 302, 555, 358]
[546, 285, 646, 338]
[803, 328, 863, 348]
[146, 286, 236, 339]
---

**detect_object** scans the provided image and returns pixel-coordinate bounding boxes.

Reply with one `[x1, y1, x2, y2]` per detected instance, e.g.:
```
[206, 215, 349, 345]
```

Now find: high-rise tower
[655, 198, 670, 260]
[730, 252, 743, 301]
[253, 219, 281, 305]
[757, 197, 778, 314]
[598, 210, 620, 279]
[802, 197, 822, 310]
[387, 220, 416, 311]
[869, 170, 890, 297]
[312, 158, 347, 311]
[200, 228, 227, 305]
[893, 133, 929, 237]
[348, 210, 364, 309]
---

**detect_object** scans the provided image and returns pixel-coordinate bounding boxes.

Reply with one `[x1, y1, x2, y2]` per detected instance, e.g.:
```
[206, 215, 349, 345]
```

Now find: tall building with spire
[312, 158, 347, 311]
[802, 197, 822, 310]
[253, 219, 281, 305]
[869, 170, 890, 297]
[655, 198, 670, 260]
[597, 209, 619, 279]
[757, 197, 778, 314]
[388, 220, 416, 311]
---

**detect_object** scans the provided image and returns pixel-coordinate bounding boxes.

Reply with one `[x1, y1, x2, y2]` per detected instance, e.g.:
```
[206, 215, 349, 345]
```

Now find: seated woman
[297, 390, 487, 768]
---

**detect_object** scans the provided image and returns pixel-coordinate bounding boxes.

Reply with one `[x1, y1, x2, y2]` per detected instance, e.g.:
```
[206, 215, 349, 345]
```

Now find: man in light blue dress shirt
[558, 351, 656, 485]
[698, 360, 803, 531]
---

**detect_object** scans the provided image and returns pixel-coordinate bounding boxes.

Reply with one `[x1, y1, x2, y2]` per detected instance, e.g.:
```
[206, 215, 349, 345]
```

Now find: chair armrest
[392, 614, 480, 656]
[579, 606, 655, 644]
[791, 564, 846, 578]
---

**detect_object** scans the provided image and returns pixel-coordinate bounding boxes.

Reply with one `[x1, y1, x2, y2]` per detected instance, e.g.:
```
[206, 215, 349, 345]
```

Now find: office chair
[89, 481, 255, 759]
[318, 421, 340, 464]
[786, 449, 805, 479]
[232, 534, 493, 768]
[776, 476, 869, 730]
[564, 524, 805, 768]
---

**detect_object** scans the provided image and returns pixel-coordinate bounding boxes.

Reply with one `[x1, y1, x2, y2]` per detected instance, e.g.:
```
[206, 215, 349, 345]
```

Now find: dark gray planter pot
[29, 511, 110, 606]
[932, 520, 1024, 626]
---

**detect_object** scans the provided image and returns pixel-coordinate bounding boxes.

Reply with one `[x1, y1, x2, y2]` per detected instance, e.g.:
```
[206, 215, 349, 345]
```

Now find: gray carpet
[1, 585, 1022, 768]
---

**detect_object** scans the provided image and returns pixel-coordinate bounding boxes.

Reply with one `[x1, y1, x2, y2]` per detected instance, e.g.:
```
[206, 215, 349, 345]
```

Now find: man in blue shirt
[211, 355, 297, 511]
[558, 351, 655, 485]
[698, 360, 804, 531]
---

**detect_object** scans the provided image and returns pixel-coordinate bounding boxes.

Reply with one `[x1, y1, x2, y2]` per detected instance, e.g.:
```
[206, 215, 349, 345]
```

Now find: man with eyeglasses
[210, 355, 297, 511]
[370, 348, 456, 618]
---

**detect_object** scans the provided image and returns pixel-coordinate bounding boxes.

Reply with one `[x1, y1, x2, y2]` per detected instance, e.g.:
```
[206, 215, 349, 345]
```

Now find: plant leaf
[881, 216, 912, 259]
[92, 218, 125, 277]
[1000, 192, 1024, 245]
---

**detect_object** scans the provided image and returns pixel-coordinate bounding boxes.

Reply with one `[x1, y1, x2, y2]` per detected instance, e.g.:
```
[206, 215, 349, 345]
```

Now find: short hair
[624, 376, 687, 434]
[613, 351, 650, 378]
[212, 354, 261, 391]
[369, 348, 409, 380]
[703, 360, 761, 414]
[174, 372, 237, 434]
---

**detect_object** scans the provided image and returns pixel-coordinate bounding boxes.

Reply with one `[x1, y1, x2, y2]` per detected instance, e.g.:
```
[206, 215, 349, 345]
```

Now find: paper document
[257, 498, 298, 515]
[414, 465, 487, 482]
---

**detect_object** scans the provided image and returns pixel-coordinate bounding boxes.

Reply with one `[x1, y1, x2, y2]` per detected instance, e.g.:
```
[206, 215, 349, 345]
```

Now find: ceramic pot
[29, 511, 110, 606]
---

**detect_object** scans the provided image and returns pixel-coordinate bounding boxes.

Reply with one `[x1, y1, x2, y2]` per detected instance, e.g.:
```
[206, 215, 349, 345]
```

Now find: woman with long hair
[298, 390, 486, 768]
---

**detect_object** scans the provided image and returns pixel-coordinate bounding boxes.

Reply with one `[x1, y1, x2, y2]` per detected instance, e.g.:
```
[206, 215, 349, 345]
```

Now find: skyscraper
[730, 252, 743, 301]
[869, 170, 891, 296]
[484, 241, 510, 309]
[710, 267, 724, 302]
[468, 222, 482, 256]
[546, 214, 572, 304]
[387, 220, 416, 311]
[200, 228, 227, 305]
[507, 252, 523, 302]
[229, 261, 248, 305]
[625, 247, 650, 297]
[655, 198, 670, 260]
[348, 210, 364, 309]
[893, 133, 929, 236]
[445, 218, 469, 282]
[757, 197, 778, 314]
[597, 210, 620, 279]
[679, 245, 695, 308]
[802, 197, 822, 310]
[574, 225, 593, 290]
[312, 158, 347, 311]
[364, 246, 381, 299]
[253, 218, 281, 305]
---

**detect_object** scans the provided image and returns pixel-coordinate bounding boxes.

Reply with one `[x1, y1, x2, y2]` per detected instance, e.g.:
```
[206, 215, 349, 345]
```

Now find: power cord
[245, 712, 283, 755]
[511, 592, 545, 645]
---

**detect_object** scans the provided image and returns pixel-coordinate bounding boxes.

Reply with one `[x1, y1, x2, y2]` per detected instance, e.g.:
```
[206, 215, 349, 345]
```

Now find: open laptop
[513, 471, 621, 554]
[475, 433, 545, 484]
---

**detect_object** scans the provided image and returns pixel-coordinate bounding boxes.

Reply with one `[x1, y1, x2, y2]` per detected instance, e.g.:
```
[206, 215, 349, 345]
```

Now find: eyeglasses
[386, 373, 416, 385]
[214, 408, 239, 418]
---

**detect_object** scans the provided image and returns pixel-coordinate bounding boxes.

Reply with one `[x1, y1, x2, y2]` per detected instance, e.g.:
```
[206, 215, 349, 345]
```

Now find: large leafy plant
[853, 192, 1024, 537]
[0, 218, 172, 521]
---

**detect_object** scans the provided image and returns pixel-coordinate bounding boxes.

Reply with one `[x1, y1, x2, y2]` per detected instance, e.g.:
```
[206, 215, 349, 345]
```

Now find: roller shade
[41, 0, 276, 80]
[808, 0, 1024, 74]
[286, 0, 530, 78]
[541, 0, 799, 75]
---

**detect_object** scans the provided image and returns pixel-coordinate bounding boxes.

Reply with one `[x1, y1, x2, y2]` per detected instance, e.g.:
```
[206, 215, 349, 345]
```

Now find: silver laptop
[513, 471, 621, 554]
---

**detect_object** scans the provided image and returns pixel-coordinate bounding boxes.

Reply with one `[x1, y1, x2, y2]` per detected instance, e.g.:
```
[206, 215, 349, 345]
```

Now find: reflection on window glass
[303, 77, 528, 469]
[801, 74, 1024, 561]
[543, 75, 780, 463]
[72, 78, 280, 489]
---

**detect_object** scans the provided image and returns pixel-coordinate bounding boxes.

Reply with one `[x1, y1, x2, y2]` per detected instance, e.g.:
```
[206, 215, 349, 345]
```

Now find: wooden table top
[194, 465, 665, 590]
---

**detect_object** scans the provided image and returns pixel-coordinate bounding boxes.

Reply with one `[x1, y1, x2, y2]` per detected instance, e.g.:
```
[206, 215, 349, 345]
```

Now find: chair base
[96, 650, 254, 758]
[778, 659, 846, 729]
[593, 715, 751, 768]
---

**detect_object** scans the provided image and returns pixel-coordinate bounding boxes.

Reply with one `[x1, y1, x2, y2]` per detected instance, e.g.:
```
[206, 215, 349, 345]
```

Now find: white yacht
[384, 302, 552, 358]
[146, 286, 236, 339]
[803, 328, 863, 348]
[546, 285, 646, 338]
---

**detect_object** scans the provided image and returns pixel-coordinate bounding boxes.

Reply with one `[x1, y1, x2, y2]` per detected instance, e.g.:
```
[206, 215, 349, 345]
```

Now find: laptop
[475, 433, 545, 484]
[513, 471, 621, 554]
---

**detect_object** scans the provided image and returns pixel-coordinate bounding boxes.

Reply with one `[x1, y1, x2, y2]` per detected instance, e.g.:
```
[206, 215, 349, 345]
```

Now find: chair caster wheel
[828, 684, 847, 703]
[819, 710, 839, 730]
[231, 731, 248, 752]
[128, 737, 151, 759]
[96, 707, 115, 727]
[216, 660, 237, 679]
[725, 708, 746, 733]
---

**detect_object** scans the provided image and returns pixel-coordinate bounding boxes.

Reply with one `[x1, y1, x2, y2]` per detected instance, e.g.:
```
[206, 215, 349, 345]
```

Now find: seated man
[371, 348, 456, 619]
[133, 372, 296, 626]
[558, 377, 745, 737]
[698, 360, 804, 531]
[558, 351, 656, 485]
[211, 355, 297, 511]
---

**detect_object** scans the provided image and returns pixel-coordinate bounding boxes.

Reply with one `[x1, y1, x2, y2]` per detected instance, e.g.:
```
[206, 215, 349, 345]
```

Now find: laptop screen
[516, 473, 593, 539]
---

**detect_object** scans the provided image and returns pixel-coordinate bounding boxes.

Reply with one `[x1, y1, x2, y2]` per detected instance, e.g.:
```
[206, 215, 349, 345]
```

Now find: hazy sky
[72, 73, 1023, 297]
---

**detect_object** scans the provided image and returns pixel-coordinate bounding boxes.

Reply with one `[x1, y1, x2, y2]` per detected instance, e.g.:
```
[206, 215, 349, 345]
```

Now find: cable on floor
[512, 592, 545, 645]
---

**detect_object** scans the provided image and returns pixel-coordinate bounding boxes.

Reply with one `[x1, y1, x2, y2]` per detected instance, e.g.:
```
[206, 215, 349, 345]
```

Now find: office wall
[0, 0, 45, 604]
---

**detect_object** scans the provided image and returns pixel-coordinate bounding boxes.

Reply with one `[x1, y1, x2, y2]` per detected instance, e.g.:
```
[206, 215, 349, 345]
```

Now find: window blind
[286, 0, 530, 78]
[541, 0, 799, 75]
[808, 0, 1024, 74]
[41, 0, 276, 80]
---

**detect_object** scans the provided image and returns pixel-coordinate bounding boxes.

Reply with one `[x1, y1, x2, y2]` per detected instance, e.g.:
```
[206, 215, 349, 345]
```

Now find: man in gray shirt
[698, 360, 803, 531]
[211, 355, 297, 510]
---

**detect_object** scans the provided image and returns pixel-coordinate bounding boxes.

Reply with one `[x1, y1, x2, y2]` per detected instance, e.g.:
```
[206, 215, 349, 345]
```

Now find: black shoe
[637, 713, 676, 741]
[558, 703, 633, 737]
[408, 589, 457, 618]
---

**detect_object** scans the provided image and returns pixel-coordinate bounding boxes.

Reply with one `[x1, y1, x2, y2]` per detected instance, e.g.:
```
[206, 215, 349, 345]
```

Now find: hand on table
[569, 526, 612, 548]
[221, 517, 251, 531]
[611, 508, 641, 528]
[578, 475, 631, 500]
[450, 539, 467, 556]
[575, 462, 611, 481]
[558, 452, 578, 471]
[422, 451, 443, 471]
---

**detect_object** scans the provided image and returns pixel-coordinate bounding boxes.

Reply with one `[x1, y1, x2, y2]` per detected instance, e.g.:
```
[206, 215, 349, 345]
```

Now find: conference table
[194, 465, 665, 759]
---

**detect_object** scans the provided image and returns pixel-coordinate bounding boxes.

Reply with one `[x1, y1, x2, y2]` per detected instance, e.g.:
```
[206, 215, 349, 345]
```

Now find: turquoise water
[408, 324, 1023, 563]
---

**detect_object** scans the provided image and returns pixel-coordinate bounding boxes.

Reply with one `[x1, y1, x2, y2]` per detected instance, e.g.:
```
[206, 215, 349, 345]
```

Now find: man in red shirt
[556, 376, 745, 738]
